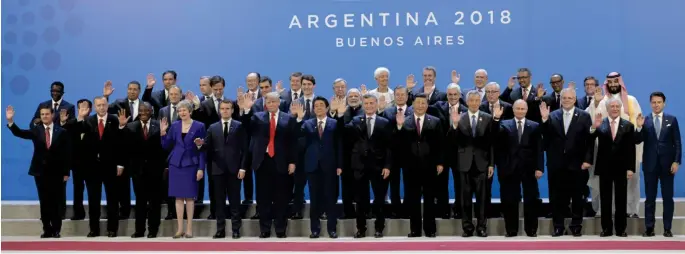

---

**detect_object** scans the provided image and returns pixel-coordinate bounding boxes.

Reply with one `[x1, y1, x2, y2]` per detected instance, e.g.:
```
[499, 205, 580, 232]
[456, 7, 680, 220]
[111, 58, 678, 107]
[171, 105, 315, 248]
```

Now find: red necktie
[98, 119, 104, 139]
[45, 127, 51, 149]
[268, 113, 276, 157]
[143, 123, 148, 140]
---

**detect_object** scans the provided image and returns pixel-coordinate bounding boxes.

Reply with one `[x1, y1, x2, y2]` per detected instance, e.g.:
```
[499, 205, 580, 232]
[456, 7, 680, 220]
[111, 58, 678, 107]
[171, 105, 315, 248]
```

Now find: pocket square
[667, 124, 671, 127]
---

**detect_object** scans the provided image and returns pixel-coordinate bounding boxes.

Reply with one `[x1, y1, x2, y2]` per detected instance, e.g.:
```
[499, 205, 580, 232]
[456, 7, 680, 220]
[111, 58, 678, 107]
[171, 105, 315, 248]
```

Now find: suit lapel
[659, 116, 670, 141]
[566, 111, 579, 136]
[37, 125, 47, 149]
[614, 120, 626, 143]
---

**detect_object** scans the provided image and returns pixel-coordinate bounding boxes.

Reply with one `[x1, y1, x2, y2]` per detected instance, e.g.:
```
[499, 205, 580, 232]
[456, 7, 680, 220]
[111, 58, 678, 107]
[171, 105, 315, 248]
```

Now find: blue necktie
[655, 115, 661, 138]
[471, 115, 477, 137]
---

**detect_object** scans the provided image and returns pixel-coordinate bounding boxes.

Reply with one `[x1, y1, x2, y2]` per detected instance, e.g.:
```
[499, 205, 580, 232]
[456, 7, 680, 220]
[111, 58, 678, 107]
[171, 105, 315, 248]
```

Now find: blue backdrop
[2, 0, 684, 201]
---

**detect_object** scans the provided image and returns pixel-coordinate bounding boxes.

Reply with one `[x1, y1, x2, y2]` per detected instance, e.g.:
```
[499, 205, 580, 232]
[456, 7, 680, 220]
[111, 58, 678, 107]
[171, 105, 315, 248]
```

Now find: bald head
[513, 99, 528, 119]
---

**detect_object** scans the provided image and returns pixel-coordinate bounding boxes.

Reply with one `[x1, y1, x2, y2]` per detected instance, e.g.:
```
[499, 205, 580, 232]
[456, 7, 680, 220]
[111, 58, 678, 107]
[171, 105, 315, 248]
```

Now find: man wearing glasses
[500, 68, 544, 123]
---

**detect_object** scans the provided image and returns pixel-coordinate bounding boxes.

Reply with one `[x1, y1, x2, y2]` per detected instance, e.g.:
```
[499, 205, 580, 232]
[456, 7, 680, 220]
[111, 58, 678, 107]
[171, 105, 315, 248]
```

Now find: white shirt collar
[397, 104, 407, 111]
[563, 107, 575, 116]
[609, 116, 620, 123]
[414, 113, 426, 119]
[97, 114, 107, 122]
[222, 118, 232, 124]
[44, 123, 54, 130]
[292, 89, 302, 95]
[316, 116, 327, 122]
[269, 110, 280, 117]
[52, 99, 62, 106]
[468, 110, 479, 119]
[653, 112, 663, 118]
[303, 94, 315, 100]
[515, 117, 526, 125]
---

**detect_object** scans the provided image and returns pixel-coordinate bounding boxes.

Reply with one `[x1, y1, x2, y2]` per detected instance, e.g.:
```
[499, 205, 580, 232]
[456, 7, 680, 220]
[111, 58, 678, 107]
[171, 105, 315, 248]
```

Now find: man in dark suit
[426, 83, 467, 219]
[499, 68, 544, 123]
[459, 69, 489, 105]
[448, 90, 500, 237]
[345, 94, 392, 238]
[65, 96, 125, 237]
[380, 86, 413, 218]
[494, 99, 543, 237]
[407, 66, 447, 105]
[542, 74, 566, 112]
[31, 81, 75, 127]
[333, 88, 364, 218]
[298, 97, 343, 238]
[641, 91, 680, 237]
[590, 97, 644, 237]
[395, 94, 444, 237]
[142, 71, 178, 117]
[118, 102, 165, 238]
[279, 72, 303, 105]
[245, 92, 298, 238]
[250, 76, 290, 114]
[577, 76, 599, 110]
[7, 105, 71, 238]
[204, 100, 248, 239]
[291, 74, 317, 219]
[157, 85, 184, 220]
[60, 99, 91, 220]
[539, 88, 594, 237]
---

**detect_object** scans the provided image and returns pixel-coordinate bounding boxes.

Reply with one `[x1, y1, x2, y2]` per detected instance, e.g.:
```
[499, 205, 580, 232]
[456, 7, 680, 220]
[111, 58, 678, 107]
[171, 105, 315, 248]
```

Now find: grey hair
[605, 97, 623, 111]
[362, 93, 378, 102]
[347, 88, 361, 96]
[333, 78, 347, 86]
[446, 83, 461, 94]
[247, 73, 259, 79]
[141, 101, 155, 115]
[475, 69, 488, 76]
[560, 87, 576, 98]
[374, 67, 390, 78]
[168, 85, 182, 94]
[176, 100, 194, 113]
[200, 76, 211, 81]
[466, 90, 481, 99]
[265, 91, 281, 101]
[485, 82, 500, 90]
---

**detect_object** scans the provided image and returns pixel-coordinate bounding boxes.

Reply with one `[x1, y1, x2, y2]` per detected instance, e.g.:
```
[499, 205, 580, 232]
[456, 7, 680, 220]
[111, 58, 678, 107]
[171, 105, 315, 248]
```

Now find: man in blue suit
[204, 100, 248, 239]
[298, 96, 343, 238]
[641, 91, 681, 237]
[246, 92, 298, 238]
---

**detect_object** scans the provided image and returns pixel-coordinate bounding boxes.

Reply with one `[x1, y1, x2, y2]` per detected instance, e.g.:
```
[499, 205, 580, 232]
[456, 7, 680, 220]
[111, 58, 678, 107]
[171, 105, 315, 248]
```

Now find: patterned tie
[611, 120, 617, 140]
[293, 92, 299, 100]
[45, 127, 51, 149]
[268, 113, 276, 157]
[517, 120, 523, 143]
[655, 115, 661, 138]
[143, 123, 148, 140]
[522, 88, 528, 100]
[471, 115, 477, 137]
[98, 119, 105, 139]
[416, 117, 421, 135]
[318, 121, 324, 138]
[367, 117, 373, 137]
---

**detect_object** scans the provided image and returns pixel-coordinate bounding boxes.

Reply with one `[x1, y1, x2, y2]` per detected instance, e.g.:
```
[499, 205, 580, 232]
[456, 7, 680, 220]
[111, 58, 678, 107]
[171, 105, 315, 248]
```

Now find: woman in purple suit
[160, 100, 206, 238]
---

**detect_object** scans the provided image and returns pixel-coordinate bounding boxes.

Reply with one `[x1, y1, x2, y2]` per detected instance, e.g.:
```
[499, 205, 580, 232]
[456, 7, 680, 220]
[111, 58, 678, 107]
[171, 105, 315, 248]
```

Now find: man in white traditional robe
[586, 72, 643, 218]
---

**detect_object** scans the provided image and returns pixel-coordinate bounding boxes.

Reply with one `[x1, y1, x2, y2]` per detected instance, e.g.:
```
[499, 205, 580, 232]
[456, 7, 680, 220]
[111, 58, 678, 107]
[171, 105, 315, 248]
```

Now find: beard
[608, 85, 621, 94]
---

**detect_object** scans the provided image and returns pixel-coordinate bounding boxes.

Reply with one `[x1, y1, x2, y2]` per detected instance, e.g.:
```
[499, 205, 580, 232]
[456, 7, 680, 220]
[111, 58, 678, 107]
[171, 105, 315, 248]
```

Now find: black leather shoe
[259, 232, 271, 238]
[147, 232, 157, 238]
[242, 199, 253, 205]
[329, 232, 338, 238]
[600, 231, 613, 237]
[408, 232, 421, 237]
[505, 232, 517, 237]
[131, 232, 145, 238]
[320, 213, 327, 220]
[374, 231, 383, 238]
[462, 231, 474, 237]
[354, 231, 366, 238]
[70, 215, 85, 221]
[250, 212, 260, 220]
[476, 230, 487, 237]
[664, 230, 673, 237]
[552, 228, 564, 237]
[616, 232, 627, 237]
[571, 228, 582, 237]
[207, 214, 216, 220]
[276, 232, 287, 238]
[643, 228, 655, 237]
[213, 231, 226, 239]
[87, 232, 99, 237]
[40, 232, 53, 238]
[107, 231, 117, 237]
[164, 214, 175, 220]
[290, 212, 303, 220]
[232, 232, 241, 239]
[52, 232, 61, 238]
[309, 232, 320, 238]
[526, 232, 537, 237]
[425, 233, 436, 238]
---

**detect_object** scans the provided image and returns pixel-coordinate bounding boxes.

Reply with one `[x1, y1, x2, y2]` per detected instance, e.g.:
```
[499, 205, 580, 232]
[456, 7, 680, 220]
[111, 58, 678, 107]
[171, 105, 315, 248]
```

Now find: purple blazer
[162, 120, 207, 170]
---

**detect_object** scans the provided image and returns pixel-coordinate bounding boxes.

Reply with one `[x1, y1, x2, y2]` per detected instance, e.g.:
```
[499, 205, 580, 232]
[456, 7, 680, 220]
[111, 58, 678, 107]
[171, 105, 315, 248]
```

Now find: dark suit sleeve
[61, 130, 73, 177]
[499, 87, 514, 103]
[383, 122, 393, 170]
[672, 117, 682, 164]
[107, 100, 121, 115]
[434, 119, 445, 166]
[238, 124, 249, 170]
[626, 124, 637, 173]
[335, 120, 343, 169]
[488, 119, 496, 168]
[198, 126, 207, 172]
[203, 125, 214, 152]
[8, 123, 34, 139]
[66, 104, 76, 123]
[287, 117, 298, 165]
[534, 124, 545, 172]
[583, 115, 595, 164]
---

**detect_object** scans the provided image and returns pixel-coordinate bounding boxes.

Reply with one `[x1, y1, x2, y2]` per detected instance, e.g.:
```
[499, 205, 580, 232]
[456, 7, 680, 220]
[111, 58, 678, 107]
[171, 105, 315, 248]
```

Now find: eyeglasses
[516, 76, 529, 79]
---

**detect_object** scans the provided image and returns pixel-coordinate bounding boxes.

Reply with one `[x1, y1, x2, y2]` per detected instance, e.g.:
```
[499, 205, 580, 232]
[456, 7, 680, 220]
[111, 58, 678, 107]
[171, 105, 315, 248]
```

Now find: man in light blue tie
[641, 91, 680, 237]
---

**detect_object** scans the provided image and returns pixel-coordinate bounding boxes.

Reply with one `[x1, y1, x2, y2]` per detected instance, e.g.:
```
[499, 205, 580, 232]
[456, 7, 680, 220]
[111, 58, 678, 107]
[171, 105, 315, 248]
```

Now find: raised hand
[6, 105, 15, 122]
[406, 74, 416, 89]
[450, 109, 461, 127]
[185, 91, 197, 102]
[276, 80, 284, 93]
[118, 109, 129, 127]
[493, 102, 504, 119]
[360, 84, 368, 95]
[237, 86, 245, 98]
[194, 138, 204, 146]
[594, 86, 603, 104]
[568, 81, 576, 90]
[536, 83, 545, 98]
[242, 93, 255, 109]
[103, 80, 114, 97]
[330, 96, 342, 113]
[60, 109, 69, 123]
[293, 101, 304, 117]
[508, 76, 516, 89]
[160, 117, 169, 133]
[146, 73, 156, 89]
[381, 168, 390, 179]
[539, 101, 550, 121]
[636, 113, 645, 128]
[396, 111, 406, 126]
[451, 70, 461, 84]
[593, 113, 603, 129]
[78, 101, 90, 118]
[378, 95, 387, 110]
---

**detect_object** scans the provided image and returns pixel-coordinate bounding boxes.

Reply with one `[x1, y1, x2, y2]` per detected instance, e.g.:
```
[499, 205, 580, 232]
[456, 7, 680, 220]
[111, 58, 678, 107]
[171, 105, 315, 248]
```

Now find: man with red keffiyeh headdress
[587, 72, 643, 218]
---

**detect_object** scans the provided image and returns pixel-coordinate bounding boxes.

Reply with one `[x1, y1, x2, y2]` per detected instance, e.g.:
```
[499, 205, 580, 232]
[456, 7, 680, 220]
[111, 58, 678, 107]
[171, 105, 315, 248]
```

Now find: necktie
[268, 113, 276, 157]
[205, 96, 210, 101]
[164, 92, 169, 106]
[611, 120, 617, 140]
[586, 96, 591, 107]
[98, 119, 105, 139]
[305, 99, 311, 118]
[367, 117, 373, 137]
[564, 112, 571, 134]
[556, 94, 561, 107]
[215, 98, 221, 113]
[490, 104, 494, 114]
[416, 117, 421, 135]
[318, 121, 324, 138]
[143, 123, 148, 140]
[517, 120, 523, 143]
[293, 92, 299, 100]
[130, 101, 135, 119]
[172, 106, 178, 122]
[223, 121, 229, 140]
[655, 115, 661, 138]
[522, 88, 528, 100]
[471, 115, 477, 137]
[398, 107, 403, 114]
[53, 103, 59, 111]
[45, 127, 51, 149]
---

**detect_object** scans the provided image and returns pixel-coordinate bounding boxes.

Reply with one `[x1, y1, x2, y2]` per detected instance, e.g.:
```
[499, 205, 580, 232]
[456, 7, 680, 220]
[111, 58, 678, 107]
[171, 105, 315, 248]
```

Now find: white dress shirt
[397, 104, 408, 113]
[128, 99, 139, 120]
[291, 89, 302, 100]
[316, 116, 327, 130]
[51, 99, 62, 111]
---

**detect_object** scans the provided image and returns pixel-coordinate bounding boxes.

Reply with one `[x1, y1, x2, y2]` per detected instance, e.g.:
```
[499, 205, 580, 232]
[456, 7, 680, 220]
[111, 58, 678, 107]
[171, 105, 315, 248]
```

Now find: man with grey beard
[331, 87, 364, 218]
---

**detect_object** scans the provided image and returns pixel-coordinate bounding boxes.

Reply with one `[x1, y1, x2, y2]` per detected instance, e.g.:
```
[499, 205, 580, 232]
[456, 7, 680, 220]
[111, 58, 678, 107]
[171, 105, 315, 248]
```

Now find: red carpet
[2, 240, 685, 251]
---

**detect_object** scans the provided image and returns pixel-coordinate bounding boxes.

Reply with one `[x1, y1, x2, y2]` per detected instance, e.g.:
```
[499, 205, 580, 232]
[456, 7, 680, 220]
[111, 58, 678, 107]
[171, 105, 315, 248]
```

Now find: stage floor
[2, 236, 684, 252]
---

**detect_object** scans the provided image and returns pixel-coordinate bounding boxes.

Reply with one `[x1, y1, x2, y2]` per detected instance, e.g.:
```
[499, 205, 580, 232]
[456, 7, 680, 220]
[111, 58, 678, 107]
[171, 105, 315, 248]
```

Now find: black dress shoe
[643, 228, 655, 237]
[526, 232, 537, 237]
[276, 232, 287, 238]
[462, 231, 474, 237]
[40, 232, 53, 238]
[232, 232, 241, 239]
[87, 232, 99, 237]
[213, 231, 226, 239]
[374, 231, 383, 238]
[552, 228, 565, 237]
[600, 231, 613, 237]
[425, 233, 436, 238]
[70, 215, 85, 221]
[309, 232, 320, 238]
[147, 232, 157, 238]
[329, 232, 338, 238]
[107, 231, 117, 237]
[242, 199, 253, 205]
[131, 232, 145, 238]
[408, 232, 421, 237]
[571, 229, 582, 237]
[505, 232, 517, 237]
[354, 231, 366, 238]
[663, 230, 673, 237]
[53, 233, 61, 238]
[250, 212, 260, 220]
[259, 232, 271, 238]
[320, 213, 327, 220]
[616, 232, 627, 237]
[476, 230, 487, 237]
[164, 214, 175, 220]
[290, 212, 303, 220]
[631, 214, 639, 218]
[207, 214, 216, 220]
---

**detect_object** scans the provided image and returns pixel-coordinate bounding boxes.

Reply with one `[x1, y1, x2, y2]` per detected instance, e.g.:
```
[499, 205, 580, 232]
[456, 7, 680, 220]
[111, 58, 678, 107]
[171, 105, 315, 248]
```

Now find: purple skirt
[168, 164, 199, 199]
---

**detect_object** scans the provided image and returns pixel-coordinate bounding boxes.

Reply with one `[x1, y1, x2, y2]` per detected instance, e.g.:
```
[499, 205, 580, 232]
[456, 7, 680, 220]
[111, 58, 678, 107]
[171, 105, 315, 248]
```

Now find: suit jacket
[250, 97, 290, 114]
[345, 115, 393, 179]
[428, 101, 467, 129]
[279, 88, 302, 105]
[495, 119, 544, 176]
[247, 111, 298, 174]
[121, 119, 165, 175]
[32, 100, 75, 127]
[541, 108, 594, 171]
[8, 123, 71, 177]
[459, 87, 488, 105]
[193, 98, 221, 129]
[395, 114, 444, 169]
[300, 117, 343, 173]
[162, 120, 207, 170]
[409, 86, 447, 105]
[204, 120, 248, 175]
[142, 88, 167, 117]
[499, 86, 543, 123]
[107, 98, 141, 122]
[64, 114, 125, 173]
[448, 111, 496, 172]
[577, 95, 594, 110]
[591, 118, 642, 176]
[381, 105, 413, 168]
[480, 100, 515, 120]
[641, 113, 681, 172]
